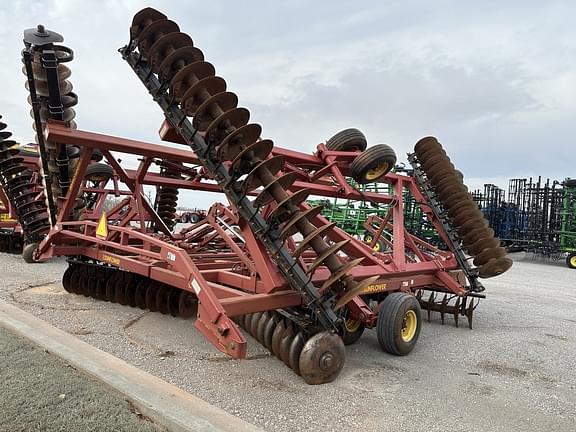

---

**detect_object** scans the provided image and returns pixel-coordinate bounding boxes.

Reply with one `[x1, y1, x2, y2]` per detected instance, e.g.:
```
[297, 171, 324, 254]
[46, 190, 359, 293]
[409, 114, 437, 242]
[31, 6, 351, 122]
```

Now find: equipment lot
[0, 252, 574, 432]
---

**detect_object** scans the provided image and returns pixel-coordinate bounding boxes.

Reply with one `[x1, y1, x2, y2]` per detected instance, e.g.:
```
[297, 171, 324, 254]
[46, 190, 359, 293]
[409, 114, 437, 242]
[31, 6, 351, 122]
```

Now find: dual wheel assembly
[325, 127, 397, 185]
[567, 252, 576, 269]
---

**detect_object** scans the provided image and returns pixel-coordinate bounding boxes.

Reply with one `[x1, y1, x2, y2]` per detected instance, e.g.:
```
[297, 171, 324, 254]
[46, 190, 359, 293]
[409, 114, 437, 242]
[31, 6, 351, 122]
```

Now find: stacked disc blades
[23, 25, 82, 215]
[414, 137, 513, 278]
[235, 311, 345, 384]
[0, 117, 49, 242]
[63, 262, 198, 318]
[130, 7, 372, 309]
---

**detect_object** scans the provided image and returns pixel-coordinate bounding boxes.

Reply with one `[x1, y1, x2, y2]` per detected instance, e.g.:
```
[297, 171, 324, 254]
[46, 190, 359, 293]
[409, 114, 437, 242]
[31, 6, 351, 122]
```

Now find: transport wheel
[181, 214, 189, 223]
[326, 128, 367, 152]
[565, 252, 576, 269]
[91, 148, 104, 162]
[341, 314, 365, 345]
[363, 232, 373, 243]
[372, 240, 386, 252]
[84, 163, 114, 183]
[377, 292, 421, 356]
[190, 213, 201, 223]
[350, 144, 396, 184]
[22, 242, 38, 263]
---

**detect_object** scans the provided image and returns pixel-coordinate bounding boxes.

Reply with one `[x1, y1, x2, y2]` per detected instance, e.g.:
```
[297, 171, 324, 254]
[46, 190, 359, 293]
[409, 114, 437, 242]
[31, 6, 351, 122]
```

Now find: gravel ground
[0, 326, 163, 432]
[0, 252, 575, 432]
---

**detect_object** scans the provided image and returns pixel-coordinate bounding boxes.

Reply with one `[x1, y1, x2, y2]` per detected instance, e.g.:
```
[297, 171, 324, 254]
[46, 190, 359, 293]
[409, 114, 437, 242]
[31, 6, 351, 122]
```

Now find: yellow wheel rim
[364, 235, 373, 243]
[344, 318, 361, 333]
[373, 242, 381, 252]
[401, 310, 417, 342]
[365, 161, 388, 181]
[570, 256, 576, 267]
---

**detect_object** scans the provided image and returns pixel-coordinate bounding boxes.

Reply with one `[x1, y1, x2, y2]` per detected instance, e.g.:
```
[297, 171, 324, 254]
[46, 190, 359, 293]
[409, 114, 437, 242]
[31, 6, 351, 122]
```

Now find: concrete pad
[0, 299, 261, 432]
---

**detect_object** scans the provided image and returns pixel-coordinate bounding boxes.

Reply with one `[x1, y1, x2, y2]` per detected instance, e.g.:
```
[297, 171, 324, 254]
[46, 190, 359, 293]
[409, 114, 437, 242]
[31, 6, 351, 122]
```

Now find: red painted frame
[35, 121, 471, 358]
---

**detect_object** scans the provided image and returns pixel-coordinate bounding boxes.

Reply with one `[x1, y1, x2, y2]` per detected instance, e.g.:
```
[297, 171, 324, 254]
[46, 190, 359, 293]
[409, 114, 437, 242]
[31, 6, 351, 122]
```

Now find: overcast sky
[1, 0, 574, 208]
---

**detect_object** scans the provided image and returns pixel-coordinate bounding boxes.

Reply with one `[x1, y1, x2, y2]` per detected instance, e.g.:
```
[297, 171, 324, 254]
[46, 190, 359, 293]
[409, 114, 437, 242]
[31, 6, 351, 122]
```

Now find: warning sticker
[96, 212, 108, 240]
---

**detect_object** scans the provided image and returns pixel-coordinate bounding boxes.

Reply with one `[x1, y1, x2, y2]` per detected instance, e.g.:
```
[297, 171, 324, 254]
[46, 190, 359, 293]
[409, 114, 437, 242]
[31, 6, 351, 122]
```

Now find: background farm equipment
[472, 177, 576, 268]
[1, 8, 513, 384]
[0, 140, 47, 257]
[0, 188, 23, 254]
[175, 208, 207, 224]
[307, 175, 444, 250]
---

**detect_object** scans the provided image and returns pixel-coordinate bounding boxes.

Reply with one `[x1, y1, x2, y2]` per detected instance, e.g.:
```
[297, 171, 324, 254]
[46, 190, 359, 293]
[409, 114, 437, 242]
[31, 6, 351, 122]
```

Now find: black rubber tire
[350, 144, 397, 184]
[326, 128, 367, 152]
[566, 252, 576, 269]
[66, 146, 81, 160]
[372, 240, 386, 252]
[91, 148, 104, 162]
[85, 163, 114, 183]
[22, 243, 38, 264]
[363, 232, 373, 243]
[341, 312, 365, 345]
[565, 179, 576, 187]
[190, 213, 201, 223]
[377, 292, 421, 356]
[181, 214, 189, 224]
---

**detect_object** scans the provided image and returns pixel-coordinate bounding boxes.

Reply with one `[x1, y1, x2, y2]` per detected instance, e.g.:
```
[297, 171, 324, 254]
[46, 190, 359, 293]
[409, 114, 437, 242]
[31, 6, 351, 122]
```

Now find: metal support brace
[120, 45, 340, 331]
[21, 48, 57, 227]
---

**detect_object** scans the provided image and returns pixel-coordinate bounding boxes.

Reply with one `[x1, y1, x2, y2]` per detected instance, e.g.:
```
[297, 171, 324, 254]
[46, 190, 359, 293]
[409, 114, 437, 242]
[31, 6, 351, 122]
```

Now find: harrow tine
[440, 294, 448, 325]
[427, 292, 435, 322]
[454, 297, 461, 328]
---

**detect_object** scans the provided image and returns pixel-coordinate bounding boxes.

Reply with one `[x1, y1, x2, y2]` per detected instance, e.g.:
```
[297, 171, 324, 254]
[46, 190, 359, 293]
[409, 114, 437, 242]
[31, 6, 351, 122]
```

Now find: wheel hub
[365, 162, 388, 181]
[401, 310, 417, 342]
[298, 331, 345, 385]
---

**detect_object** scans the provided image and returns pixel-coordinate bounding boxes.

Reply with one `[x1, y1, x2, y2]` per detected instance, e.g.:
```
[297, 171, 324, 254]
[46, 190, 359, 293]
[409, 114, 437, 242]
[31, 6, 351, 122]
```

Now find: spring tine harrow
[416, 290, 476, 328]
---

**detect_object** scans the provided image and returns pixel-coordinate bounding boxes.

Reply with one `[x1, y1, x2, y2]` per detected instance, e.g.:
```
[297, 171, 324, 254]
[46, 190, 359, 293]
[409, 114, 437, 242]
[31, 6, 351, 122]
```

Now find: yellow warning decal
[361, 282, 387, 294]
[96, 212, 108, 239]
